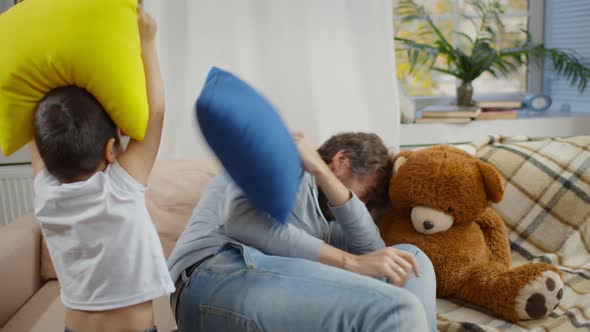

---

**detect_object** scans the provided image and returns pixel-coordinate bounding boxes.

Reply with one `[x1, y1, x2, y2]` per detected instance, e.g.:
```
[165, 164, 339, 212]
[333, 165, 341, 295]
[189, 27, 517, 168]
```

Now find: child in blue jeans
[30, 8, 174, 332]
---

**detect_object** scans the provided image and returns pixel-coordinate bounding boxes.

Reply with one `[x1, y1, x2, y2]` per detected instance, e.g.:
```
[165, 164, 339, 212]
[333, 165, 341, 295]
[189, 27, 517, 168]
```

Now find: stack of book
[415, 105, 480, 124]
[414, 100, 523, 124]
[476, 100, 521, 120]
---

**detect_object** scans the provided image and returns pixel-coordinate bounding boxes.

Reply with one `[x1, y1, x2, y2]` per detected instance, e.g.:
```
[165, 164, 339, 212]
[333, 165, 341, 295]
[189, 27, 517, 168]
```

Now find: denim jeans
[176, 243, 436, 332]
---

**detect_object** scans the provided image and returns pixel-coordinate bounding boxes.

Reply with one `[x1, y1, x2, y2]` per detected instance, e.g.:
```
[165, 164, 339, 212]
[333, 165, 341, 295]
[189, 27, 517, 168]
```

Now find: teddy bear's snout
[411, 206, 454, 234]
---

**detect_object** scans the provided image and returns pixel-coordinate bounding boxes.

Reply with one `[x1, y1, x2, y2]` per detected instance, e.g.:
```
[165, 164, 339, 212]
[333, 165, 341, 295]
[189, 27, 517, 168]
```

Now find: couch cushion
[436, 135, 590, 331]
[146, 159, 220, 258]
[0, 281, 176, 332]
[40, 237, 57, 282]
[477, 136, 589, 258]
[39, 159, 220, 280]
[153, 295, 178, 332]
[0, 214, 41, 327]
[1, 281, 63, 332]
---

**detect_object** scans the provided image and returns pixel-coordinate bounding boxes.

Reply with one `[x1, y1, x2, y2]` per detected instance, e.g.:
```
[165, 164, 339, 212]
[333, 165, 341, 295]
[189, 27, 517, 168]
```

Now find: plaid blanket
[435, 135, 590, 331]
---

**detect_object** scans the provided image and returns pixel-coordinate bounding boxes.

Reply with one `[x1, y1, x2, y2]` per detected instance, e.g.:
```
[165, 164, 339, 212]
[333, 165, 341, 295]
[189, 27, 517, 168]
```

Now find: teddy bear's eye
[447, 207, 455, 213]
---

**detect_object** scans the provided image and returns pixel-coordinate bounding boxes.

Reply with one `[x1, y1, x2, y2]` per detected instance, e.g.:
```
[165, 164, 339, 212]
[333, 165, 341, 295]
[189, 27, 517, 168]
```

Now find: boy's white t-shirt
[33, 162, 175, 311]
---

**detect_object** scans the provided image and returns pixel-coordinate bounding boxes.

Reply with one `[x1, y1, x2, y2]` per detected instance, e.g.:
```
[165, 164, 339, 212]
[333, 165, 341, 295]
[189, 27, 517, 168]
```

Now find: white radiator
[0, 165, 34, 226]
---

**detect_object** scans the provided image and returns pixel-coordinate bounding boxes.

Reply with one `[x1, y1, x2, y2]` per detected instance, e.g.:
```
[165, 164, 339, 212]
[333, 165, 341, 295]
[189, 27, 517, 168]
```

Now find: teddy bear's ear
[391, 150, 413, 174]
[477, 160, 504, 203]
[394, 157, 407, 173]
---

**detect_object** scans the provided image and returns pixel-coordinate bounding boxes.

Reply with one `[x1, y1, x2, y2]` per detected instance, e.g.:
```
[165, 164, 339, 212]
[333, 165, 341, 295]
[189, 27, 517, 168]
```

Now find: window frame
[393, 0, 543, 101]
[527, 0, 545, 94]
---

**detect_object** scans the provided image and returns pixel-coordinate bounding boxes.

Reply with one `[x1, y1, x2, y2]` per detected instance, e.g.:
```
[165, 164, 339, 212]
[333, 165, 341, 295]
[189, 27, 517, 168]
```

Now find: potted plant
[395, 0, 590, 106]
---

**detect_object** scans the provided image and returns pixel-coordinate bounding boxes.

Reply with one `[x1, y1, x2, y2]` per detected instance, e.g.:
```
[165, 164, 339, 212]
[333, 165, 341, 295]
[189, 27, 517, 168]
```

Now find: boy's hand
[138, 7, 157, 48]
[29, 141, 45, 176]
[118, 7, 164, 186]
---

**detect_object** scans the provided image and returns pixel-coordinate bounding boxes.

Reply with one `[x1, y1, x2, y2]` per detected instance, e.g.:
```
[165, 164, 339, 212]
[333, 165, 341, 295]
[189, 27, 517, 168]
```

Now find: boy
[29, 9, 174, 332]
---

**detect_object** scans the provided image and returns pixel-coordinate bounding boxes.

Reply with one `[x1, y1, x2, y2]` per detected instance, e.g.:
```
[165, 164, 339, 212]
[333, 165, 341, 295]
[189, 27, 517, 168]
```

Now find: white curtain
[145, 0, 400, 159]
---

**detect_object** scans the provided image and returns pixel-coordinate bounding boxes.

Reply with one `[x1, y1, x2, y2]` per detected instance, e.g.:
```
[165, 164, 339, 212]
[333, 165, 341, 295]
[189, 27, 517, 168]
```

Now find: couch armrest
[0, 213, 42, 328]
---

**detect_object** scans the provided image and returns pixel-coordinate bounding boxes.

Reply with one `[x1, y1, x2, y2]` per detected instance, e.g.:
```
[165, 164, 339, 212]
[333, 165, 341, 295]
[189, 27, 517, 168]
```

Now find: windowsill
[411, 93, 526, 101]
[410, 93, 525, 111]
[515, 111, 590, 119]
[401, 112, 590, 147]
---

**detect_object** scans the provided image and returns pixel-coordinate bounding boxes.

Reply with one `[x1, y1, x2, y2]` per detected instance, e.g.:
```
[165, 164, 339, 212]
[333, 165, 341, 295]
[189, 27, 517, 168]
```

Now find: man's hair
[317, 132, 392, 207]
[34, 86, 118, 182]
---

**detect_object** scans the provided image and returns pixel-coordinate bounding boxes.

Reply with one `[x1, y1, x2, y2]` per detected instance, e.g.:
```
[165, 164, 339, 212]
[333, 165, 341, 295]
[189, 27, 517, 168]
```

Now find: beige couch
[0, 160, 220, 332]
[1, 135, 588, 332]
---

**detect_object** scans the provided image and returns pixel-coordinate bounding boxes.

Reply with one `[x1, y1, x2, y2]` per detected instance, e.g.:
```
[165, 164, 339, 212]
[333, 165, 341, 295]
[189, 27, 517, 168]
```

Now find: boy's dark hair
[34, 86, 119, 182]
[317, 132, 393, 208]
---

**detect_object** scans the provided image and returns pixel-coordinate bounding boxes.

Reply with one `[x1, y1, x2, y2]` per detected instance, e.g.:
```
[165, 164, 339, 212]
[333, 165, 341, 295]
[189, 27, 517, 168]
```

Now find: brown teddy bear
[377, 145, 564, 322]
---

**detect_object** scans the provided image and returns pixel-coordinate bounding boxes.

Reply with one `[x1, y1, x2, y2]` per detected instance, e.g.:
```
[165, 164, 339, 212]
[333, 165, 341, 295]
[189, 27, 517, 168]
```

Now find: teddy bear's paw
[515, 270, 563, 320]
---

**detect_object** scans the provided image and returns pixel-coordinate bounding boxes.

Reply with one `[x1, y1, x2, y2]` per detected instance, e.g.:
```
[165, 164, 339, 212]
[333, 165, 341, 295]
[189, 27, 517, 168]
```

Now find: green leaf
[456, 32, 474, 45]
[432, 67, 461, 78]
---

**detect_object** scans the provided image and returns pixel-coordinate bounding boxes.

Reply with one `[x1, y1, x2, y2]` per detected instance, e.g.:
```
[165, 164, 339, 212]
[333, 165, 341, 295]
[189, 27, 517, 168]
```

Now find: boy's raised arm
[118, 8, 164, 185]
[29, 141, 45, 176]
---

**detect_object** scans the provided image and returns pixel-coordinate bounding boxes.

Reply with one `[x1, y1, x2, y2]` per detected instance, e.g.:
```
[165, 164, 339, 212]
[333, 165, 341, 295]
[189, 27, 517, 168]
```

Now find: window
[543, 0, 590, 113]
[393, 0, 529, 97]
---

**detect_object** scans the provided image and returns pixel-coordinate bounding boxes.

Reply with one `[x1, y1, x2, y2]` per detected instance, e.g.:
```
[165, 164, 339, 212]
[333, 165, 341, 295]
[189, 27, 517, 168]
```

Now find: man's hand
[319, 243, 420, 286]
[292, 132, 328, 176]
[292, 132, 351, 206]
[344, 247, 421, 286]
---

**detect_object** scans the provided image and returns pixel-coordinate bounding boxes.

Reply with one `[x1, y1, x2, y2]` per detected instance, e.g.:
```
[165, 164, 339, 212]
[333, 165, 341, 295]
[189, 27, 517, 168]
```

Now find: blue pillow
[196, 67, 301, 224]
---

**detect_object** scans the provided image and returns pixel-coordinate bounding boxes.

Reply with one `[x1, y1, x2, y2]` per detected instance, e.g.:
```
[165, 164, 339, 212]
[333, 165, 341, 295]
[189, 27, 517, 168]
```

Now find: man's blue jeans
[176, 243, 436, 332]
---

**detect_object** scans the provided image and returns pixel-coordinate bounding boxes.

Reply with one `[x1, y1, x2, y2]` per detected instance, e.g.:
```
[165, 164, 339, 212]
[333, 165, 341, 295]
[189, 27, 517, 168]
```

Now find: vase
[456, 81, 473, 106]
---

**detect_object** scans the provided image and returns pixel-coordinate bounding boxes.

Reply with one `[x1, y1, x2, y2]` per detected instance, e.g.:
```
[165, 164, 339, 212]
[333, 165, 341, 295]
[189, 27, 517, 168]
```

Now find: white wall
[0, 0, 12, 14]
[146, 0, 401, 159]
[0, 147, 29, 165]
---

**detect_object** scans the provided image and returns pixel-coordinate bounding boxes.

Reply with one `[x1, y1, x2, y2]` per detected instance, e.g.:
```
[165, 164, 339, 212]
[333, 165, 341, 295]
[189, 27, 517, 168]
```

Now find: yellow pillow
[0, 0, 147, 156]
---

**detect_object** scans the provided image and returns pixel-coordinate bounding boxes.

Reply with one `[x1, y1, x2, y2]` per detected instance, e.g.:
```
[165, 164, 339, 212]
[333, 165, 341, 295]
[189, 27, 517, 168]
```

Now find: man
[168, 132, 437, 332]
